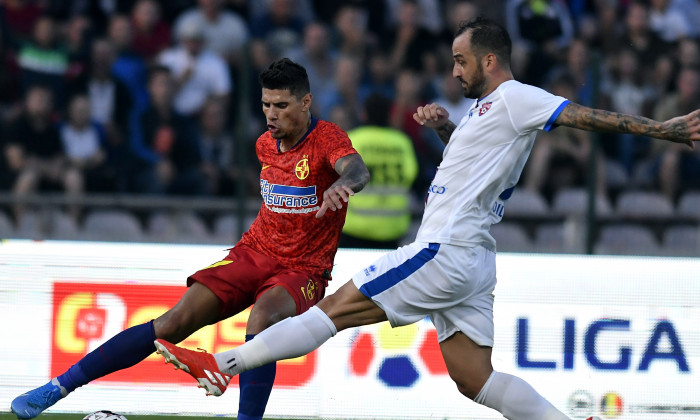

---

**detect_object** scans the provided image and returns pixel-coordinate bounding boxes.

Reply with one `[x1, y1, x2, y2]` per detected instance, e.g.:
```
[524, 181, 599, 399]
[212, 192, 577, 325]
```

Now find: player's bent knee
[452, 378, 481, 400]
[247, 307, 292, 332]
[154, 309, 200, 343]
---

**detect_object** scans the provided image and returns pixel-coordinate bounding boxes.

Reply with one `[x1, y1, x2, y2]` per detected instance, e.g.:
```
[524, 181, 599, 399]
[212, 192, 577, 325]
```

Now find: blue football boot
[11, 378, 67, 419]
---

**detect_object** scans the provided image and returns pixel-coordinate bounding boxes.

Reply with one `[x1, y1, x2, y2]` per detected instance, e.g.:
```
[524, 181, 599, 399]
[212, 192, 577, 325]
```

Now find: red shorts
[187, 244, 327, 320]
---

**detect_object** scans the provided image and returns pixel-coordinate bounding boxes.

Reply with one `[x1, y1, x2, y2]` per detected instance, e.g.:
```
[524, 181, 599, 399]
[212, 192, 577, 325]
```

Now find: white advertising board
[0, 240, 698, 419]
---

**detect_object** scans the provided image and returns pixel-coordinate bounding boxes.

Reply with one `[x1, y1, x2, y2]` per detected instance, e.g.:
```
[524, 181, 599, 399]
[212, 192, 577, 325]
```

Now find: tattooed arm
[556, 103, 700, 148]
[316, 153, 370, 219]
[332, 153, 370, 194]
[434, 121, 457, 146]
[413, 103, 456, 145]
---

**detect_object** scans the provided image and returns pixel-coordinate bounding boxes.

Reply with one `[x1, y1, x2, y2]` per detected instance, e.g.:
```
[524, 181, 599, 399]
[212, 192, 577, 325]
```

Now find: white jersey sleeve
[501, 82, 570, 134]
[415, 80, 569, 250]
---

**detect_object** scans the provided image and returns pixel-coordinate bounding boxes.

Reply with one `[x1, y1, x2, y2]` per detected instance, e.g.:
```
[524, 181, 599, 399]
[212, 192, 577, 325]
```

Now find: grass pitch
[0, 414, 288, 420]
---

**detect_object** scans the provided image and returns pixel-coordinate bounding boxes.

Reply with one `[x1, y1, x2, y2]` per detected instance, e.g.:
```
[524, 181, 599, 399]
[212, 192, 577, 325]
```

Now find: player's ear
[484, 52, 497, 71]
[302, 93, 312, 111]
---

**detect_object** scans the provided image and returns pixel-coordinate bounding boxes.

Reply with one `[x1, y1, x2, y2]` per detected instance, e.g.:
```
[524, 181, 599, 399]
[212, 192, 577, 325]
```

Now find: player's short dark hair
[259, 58, 311, 99]
[455, 17, 511, 67]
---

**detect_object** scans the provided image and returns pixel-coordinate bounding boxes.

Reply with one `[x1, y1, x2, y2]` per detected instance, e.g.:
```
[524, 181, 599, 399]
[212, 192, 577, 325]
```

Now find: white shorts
[352, 241, 496, 346]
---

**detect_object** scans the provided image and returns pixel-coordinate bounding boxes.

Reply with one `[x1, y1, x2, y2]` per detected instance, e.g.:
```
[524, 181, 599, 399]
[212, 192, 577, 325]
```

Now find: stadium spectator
[5, 85, 81, 221]
[68, 38, 139, 195]
[250, 0, 316, 26]
[130, 0, 171, 63]
[158, 19, 232, 118]
[71, 38, 133, 143]
[285, 21, 338, 103]
[505, 0, 575, 86]
[327, 103, 358, 133]
[250, 0, 307, 57]
[523, 74, 607, 200]
[107, 14, 149, 114]
[381, 0, 439, 74]
[385, 0, 444, 35]
[315, 54, 363, 122]
[390, 69, 440, 197]
[674, 0, 700, 38]
[59, 94, 109, 196]
[0, 28, 20, 123]
[0, 0, 44, 42]
[545, 38, 599, 108]
[311, 0, 387, 37]
[341, 93, 418, 249]
[0, 126, 15, 192]
[331, 4, 375, 58]
[649, 53, 678, 99]
[678, 38, 700, 68]
[439, 0, 480, 43]
[131, 65, 205, 195]
[16, 16, 69, 107]
[63, 15, 92, 85]
[198, 98, 257, 197]
[601, 47, 656, 174]
[648, 0, 693, 43]
[173, 0, 249, 63]
[611, 1, 668, 85]
[653, 66, 700, 200]
[358, 48, 395, 103]
[433, 71, 473, 124]
[576, 0, 622, 54]
[0, 0, 695, 237]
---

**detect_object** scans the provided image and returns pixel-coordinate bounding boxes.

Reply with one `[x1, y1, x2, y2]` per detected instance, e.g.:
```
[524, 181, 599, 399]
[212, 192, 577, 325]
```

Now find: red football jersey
[239, 118, 359, 276]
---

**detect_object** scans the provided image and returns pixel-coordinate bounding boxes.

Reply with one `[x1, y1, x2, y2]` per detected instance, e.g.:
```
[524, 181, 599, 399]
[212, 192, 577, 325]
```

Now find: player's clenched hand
[413, 103, 450, 128]
[662, 109, 700, 149]
[316, 184, 354, 218]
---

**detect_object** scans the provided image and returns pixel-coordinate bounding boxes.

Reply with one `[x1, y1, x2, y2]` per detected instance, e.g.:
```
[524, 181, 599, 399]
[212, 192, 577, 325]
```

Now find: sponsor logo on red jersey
[295, 155, 310, 179]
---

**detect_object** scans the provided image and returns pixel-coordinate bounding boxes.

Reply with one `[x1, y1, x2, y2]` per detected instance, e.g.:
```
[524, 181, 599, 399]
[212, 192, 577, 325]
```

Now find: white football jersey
[416, 80, 569, 250]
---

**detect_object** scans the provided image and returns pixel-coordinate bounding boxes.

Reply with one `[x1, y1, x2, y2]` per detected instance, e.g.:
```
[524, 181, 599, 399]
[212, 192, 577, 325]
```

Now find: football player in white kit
[154, 17, 700, 420]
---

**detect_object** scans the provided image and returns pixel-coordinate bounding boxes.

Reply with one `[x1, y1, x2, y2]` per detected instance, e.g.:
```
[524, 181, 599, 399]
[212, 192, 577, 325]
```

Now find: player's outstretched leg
[155, 305, 338, 396]
[154, 339, 232, 396]
[11, 321, 156, 419]
[11, 321, 155, 420]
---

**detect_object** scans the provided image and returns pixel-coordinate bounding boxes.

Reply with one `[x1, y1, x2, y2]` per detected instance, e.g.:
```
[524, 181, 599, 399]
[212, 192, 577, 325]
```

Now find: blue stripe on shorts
[359, 243, 440, 298]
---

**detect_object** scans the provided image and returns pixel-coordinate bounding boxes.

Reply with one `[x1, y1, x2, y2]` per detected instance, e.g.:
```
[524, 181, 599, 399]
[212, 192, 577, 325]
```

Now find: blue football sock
[56, 363, 88, 393]
[57, 320, 156, 392]
[237, 334, 277, 420]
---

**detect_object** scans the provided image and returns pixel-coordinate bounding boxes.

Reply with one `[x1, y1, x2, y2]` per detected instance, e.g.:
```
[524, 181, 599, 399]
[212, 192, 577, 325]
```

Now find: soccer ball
[82, 411, 127, 420]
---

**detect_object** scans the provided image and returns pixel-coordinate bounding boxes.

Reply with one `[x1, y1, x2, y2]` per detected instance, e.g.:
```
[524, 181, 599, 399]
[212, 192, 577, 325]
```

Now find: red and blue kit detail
[239, 117, 358, 275]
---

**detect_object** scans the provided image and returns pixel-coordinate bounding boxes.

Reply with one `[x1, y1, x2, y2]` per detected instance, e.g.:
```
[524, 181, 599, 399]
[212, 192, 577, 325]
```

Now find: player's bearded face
[261, 88, 310, 140]
[452, 32, 488, 99]
[460, 60, 486, 99]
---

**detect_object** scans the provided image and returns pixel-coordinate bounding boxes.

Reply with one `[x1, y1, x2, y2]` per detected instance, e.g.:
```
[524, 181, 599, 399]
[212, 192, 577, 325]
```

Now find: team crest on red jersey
[295, 156, 310, 179]
[478, 102, 492, 116]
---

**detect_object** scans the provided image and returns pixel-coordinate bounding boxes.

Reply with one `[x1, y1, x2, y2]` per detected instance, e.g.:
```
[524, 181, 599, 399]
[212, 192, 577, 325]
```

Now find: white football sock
[214, 306, 337, 376]
[474, 371, 570, 420]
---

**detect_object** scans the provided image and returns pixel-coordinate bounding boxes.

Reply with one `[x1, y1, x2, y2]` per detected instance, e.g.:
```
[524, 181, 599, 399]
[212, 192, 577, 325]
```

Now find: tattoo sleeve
[435, 121, 457, 145]
[333, 153, 370, 193]
[555, 102, 675, 140]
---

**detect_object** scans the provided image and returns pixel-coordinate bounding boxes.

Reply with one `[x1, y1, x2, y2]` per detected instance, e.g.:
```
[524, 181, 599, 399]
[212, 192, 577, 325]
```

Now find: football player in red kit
[11, 58, 369, 420]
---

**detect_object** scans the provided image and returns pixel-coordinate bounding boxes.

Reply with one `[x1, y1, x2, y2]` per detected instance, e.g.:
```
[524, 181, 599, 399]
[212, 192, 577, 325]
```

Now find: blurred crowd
[0, 0, 699, 225]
